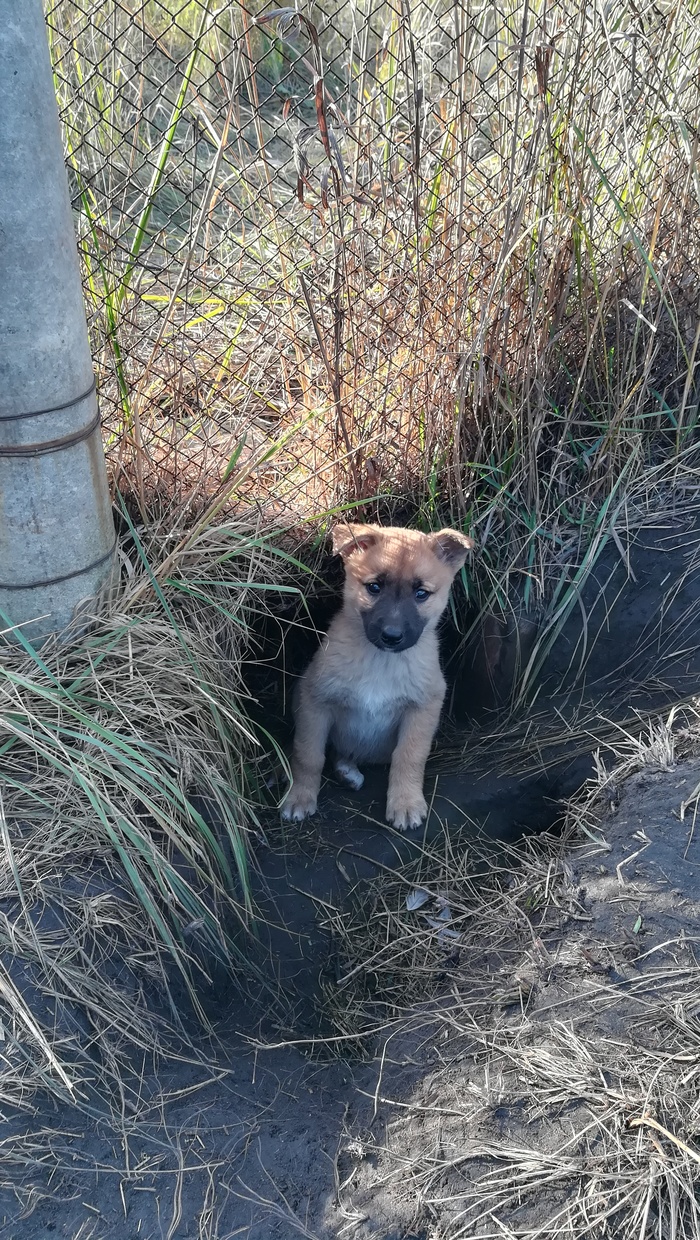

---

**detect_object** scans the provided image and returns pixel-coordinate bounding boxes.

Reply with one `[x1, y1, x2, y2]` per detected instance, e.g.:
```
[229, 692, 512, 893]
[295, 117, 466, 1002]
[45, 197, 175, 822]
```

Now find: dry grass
[321, 712, 700, 1236]
[0, 502, 303, 1110]
[46, 0, 700, 539]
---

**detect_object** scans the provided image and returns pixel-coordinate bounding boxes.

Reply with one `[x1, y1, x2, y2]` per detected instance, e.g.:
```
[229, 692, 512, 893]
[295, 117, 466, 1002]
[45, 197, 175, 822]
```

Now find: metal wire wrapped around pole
[0, 0, 115, 644]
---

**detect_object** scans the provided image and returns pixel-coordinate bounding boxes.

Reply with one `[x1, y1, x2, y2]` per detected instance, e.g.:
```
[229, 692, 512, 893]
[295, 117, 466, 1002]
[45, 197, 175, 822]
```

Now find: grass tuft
[0, 507, 302, 1105]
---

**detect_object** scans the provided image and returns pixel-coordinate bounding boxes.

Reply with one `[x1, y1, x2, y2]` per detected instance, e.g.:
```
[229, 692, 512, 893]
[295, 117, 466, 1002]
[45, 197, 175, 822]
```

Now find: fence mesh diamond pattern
[45, 0, 700, 517]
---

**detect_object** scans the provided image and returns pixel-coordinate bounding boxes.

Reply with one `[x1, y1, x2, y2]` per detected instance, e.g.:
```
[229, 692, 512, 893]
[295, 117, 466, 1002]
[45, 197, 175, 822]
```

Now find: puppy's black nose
[381, 626, 403, 647]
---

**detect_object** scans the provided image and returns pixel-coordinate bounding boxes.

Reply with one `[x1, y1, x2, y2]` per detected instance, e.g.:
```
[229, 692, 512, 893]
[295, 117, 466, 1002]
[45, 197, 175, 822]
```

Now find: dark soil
[2, 516, 700, 1238]
[334, 753, 700, 1237]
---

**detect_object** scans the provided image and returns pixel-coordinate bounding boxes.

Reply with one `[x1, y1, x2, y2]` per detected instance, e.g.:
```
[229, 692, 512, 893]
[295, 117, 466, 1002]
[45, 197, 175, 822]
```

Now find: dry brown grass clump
[0, 506, 297, 1110]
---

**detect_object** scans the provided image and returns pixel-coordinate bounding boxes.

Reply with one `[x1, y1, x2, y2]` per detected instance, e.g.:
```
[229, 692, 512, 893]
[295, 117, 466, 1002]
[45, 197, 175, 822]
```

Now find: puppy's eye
[414, 587, 431, 601]
[365, 581, 382, 596]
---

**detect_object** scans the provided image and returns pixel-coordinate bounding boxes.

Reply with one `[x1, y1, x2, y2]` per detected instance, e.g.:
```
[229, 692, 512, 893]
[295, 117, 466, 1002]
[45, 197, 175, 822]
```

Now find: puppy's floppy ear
[428, 528, 475, 572]
[331, 523, 381, 559]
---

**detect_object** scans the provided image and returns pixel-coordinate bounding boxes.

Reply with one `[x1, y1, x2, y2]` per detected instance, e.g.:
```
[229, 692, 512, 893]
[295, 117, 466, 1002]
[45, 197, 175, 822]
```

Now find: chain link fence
[45, 0, 700, 519]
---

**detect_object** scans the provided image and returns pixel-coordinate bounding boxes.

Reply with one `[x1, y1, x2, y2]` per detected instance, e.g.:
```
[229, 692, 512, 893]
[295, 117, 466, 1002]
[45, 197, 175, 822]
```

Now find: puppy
[281, 523, 474, 829]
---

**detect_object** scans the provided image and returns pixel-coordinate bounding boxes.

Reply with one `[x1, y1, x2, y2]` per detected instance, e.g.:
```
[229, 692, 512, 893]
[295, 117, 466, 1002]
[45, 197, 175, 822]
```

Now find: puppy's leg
[385, 695, 443, 830]
[280, 689, 332, 821]
[334, 757, 364, 790]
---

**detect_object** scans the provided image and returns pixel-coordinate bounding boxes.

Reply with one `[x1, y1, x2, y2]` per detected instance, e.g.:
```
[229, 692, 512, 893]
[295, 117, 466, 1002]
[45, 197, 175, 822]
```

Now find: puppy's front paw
[385, 790, 428, 831]
[280, 786, 318, 821]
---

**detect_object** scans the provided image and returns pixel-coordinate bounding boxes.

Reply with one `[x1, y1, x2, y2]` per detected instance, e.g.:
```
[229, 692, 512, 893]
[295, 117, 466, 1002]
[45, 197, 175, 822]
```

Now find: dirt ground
[2, 518, 700, 1238]
[336, 751, 700, 1238]
[3, 741, 700, 1238]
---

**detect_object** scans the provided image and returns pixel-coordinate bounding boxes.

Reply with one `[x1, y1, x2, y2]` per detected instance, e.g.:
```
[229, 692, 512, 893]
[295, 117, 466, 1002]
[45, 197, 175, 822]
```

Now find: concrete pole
[0, 0, 116, 645]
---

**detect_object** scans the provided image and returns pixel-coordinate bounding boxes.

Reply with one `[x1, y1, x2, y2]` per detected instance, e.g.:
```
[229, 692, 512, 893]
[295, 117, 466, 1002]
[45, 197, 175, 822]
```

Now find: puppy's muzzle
[365, 621, 421, 653]
[379, 625, 404, 650]
[362, 593, 426, 653]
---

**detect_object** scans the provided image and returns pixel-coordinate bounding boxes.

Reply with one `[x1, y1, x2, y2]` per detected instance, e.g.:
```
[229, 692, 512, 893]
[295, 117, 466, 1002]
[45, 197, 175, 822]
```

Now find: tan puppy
[281, 523, 474, 830]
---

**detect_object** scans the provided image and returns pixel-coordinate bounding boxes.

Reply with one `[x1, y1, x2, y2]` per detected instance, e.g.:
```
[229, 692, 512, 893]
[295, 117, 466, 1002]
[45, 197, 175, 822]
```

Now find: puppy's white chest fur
[331, 672, 406, 762]
[328, 681, 405, 764]
[341, 654, 417, 711]
[310, 623, 438, 764]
